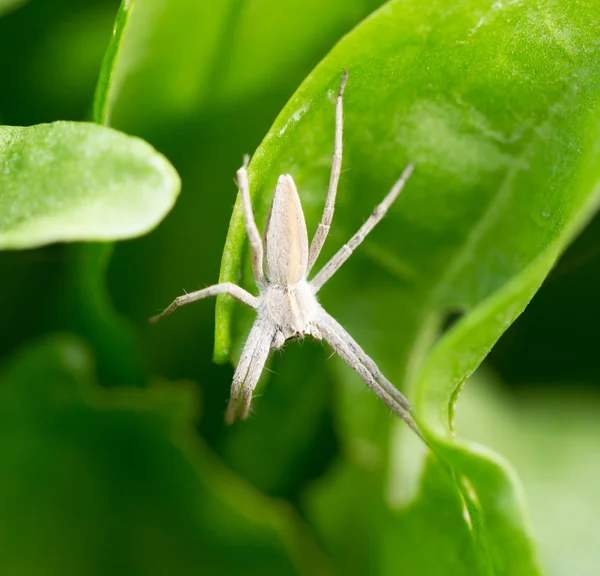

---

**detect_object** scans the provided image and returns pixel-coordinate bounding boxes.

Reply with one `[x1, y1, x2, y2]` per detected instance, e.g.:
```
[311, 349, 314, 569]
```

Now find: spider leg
[320, 311, 412, 412]
[307, 70, 348, 273]
[310, 163, 414, 292]
[225, 318, 275, 424]
[239, 325, 275, 421]
[237, 155, 266, 285]
[317, 310, 423, 440]
[149, 282, 258, 323]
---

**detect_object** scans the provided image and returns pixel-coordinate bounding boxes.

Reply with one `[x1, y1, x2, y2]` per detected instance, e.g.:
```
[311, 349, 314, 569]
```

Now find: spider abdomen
[264, 174, 309, 285]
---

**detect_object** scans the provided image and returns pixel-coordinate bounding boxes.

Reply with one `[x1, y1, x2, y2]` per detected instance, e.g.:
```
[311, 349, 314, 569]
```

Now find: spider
[151, 70, 419, 435]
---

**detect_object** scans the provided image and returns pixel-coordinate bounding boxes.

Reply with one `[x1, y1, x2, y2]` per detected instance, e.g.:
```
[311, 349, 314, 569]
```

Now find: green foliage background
[0, 1, 599, 575]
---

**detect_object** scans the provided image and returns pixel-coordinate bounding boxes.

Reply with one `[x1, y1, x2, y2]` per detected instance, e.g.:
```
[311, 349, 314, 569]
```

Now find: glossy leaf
[216, 0, 600, 572]
[0, 336, 328, 576]
[458, 370, 600, 576]
[0, 121, 180, 249]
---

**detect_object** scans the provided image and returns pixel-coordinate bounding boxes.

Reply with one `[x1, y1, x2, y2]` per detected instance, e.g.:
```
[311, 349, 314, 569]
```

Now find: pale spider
[151, 71, 420, 435]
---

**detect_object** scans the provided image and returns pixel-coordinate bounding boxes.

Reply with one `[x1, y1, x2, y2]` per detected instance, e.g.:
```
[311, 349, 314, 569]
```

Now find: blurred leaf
[0, 1, 118, 125]
[107, 0, 386, 136]
[217, 0, 600, 572]
[457, 370, 600, 576]
[306, 359, 480, 575]
[0, 336, 328, 576]
[0, 121, 180, 249]
[219, 340, 339, 500]
[29, 5, 116, 119]
[104, 0, 231, 133]
[0, 0, 25, 17]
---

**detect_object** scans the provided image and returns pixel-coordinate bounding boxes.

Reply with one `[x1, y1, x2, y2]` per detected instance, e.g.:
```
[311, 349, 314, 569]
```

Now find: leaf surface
[216, 0, 600, 572]
[0, 0, 24, 17]
[457, 370, 600, 576]
[0, 121, 180, 249]
[0, 337, 328, 576]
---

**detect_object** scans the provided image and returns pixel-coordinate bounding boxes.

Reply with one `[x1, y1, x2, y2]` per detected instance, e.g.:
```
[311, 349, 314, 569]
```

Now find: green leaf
[218, 340, 338, 499]
[216, 0, 600, 572]
[0, 121, 180, 249]
[306, 358, 481, 575]
[0, 336, 328, 576]
[457, 370, 600, 576]
[93, 0, 135, 125]
[0, 0, 24, 18]
[106, 0, 387, 136]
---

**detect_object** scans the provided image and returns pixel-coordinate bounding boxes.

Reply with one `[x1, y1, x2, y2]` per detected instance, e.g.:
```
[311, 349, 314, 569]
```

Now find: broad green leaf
[0, 121, 180, 249]
[458, 370, 600, 576]
[216, 0, 600, 572]
[0, 336, 328, 576]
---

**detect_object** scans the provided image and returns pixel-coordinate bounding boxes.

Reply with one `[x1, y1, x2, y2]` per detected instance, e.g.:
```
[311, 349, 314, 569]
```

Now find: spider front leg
[310, 163, 414, 292]
[149, 282, 258, 323]
[307, 69, 348, 273]
[237, 155, 265, 285]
